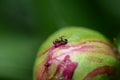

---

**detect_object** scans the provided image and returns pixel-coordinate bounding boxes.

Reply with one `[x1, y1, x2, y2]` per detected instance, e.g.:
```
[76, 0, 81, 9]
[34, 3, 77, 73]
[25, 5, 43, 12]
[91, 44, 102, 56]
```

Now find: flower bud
[33, 27, 120, 80]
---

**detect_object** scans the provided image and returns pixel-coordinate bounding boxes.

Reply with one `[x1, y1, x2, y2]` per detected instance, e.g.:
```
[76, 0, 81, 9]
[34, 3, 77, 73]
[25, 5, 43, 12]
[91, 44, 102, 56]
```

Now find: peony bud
[33, 27, 120, 80]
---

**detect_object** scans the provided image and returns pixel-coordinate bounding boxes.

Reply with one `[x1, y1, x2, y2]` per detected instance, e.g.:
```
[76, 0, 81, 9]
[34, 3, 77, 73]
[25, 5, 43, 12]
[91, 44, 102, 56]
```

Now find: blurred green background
[0, 0, 120, 80]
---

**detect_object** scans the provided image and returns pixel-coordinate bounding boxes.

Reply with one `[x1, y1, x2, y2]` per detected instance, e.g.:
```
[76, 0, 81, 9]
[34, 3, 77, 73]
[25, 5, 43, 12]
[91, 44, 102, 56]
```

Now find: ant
[53, 37, 68, 48]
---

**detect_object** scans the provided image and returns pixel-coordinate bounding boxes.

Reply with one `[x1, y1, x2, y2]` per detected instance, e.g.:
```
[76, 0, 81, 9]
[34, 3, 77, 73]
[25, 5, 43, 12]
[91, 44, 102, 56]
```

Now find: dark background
[0, 0, 120, 80]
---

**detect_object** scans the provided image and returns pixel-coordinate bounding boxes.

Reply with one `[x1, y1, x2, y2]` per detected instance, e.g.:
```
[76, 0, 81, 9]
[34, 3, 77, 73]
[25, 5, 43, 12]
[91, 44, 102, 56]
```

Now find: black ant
[53, 37, 68, 48]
